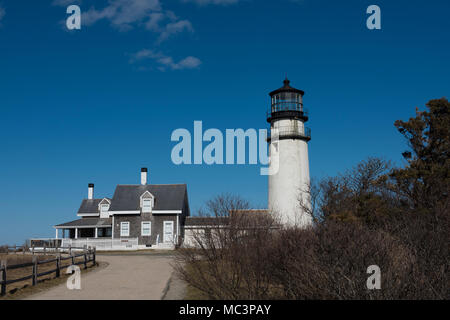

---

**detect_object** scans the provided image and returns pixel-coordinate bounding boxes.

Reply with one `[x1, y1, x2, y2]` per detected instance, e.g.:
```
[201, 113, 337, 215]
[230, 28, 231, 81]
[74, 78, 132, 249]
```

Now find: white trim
[77, 213, 100, 217]
[109, 211, 141, 215]
[141, 221, 151, 236]
[107, 210, 182, 215]
[54, 225, 112, 229]
[152, 210, 182, 214]
[120, 221, 130, 237]
[99, 198, 112, 205]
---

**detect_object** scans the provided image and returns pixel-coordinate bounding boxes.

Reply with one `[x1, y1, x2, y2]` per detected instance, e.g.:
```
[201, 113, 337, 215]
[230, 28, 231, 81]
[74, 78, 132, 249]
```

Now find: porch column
[112, 216, 115, 239]
[75, 228, 78, 239]
[55, 229, 58, 239]
[95, 228, 98, 238]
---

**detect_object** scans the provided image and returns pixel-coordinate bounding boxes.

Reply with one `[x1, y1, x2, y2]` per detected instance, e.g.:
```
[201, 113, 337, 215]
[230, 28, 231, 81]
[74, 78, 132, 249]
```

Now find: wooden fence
[0, 246, 96, 296]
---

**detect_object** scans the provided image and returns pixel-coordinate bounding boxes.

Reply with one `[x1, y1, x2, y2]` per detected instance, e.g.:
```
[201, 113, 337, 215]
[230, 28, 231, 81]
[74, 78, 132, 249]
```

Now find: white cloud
[130, 49, 201, 71]
[182, 0, 239, 5]
[82, 0, 162, 30]
[157, 19, 193, 43]
[52, 0, 193, 41]
[145, 10, 193, 42]
[69, 0, 193, 41]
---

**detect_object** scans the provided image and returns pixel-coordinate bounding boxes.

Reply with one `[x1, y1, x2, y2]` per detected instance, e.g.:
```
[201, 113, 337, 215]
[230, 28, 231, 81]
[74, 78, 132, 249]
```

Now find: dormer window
[101, 204, 109, 213]
[98, 198, 111, 218]
[140, 191, 154, 213]
[142, 199, 152, 213]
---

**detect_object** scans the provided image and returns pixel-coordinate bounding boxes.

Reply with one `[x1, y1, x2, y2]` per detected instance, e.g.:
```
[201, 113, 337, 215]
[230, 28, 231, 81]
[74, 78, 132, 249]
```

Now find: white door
[163, 221, 174, 243]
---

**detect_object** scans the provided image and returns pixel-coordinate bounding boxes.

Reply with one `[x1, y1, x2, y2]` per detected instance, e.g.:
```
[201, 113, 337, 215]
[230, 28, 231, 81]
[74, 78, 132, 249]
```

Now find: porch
[54, 217, 113, 241]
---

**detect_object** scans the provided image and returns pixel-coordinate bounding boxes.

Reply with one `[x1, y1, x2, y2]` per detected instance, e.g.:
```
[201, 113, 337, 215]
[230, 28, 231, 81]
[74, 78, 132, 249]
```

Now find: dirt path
[24, 253, 181, 300]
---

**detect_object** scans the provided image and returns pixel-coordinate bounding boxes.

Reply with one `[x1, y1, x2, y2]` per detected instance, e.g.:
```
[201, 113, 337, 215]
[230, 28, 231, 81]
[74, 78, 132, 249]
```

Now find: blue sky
[0, 0, 449, 244]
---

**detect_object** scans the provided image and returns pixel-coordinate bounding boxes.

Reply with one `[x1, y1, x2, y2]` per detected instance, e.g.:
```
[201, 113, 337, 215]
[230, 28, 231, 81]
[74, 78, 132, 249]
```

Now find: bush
[271, 222, 417, 299]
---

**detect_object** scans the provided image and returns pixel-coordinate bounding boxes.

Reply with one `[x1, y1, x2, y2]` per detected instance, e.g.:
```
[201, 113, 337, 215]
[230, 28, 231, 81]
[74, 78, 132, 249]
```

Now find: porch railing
[267, 126, 311, 141]
[61, 238, 139, 250]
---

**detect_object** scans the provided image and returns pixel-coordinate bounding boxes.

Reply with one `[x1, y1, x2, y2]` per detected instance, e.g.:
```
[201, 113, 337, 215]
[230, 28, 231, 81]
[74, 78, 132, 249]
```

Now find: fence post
[32, 245, 35, 255]
[83, 245, 87, 269]
[32, 256, 37, 286]
[43, 244, 46, 256]
[1, 260, 6, 296]
[69, 245, 72, 257]
[14, 244, 16, 254]
[93, 247, 96, 266]
[56, 253, 61, 278]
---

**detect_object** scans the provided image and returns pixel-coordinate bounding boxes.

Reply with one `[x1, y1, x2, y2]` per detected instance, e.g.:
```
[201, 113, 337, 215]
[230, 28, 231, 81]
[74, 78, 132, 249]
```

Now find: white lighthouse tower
[267, 78, 312, 227]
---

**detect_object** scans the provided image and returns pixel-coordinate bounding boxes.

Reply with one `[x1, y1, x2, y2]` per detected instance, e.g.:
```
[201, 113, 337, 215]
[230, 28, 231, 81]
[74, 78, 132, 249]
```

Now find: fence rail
[0, 246, 96, 296]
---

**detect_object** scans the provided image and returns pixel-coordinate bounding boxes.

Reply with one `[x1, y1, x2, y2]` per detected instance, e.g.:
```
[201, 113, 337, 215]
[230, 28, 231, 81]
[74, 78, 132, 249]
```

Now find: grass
[0, 253, 100, 299]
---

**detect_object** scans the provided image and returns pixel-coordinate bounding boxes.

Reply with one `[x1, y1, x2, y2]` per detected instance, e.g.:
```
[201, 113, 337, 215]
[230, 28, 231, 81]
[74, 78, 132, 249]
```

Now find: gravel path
[25, 253, 183, 300]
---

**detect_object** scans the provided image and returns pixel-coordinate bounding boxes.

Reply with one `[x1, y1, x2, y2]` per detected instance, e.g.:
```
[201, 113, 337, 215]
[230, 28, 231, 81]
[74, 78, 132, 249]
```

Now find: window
[141, 221, 151, 236]
[142, 198, 152, 213]
[120, 222, 130, 237]
[100, 204, 110, 218]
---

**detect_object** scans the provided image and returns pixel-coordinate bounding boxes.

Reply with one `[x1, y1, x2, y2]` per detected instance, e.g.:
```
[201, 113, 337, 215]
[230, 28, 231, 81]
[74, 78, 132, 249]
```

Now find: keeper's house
[54, 168, 190, 250]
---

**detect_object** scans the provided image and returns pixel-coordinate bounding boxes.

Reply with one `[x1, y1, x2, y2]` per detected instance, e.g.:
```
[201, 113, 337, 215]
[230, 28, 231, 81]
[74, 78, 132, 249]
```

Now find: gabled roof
[109, 184, 187, 212]
[77, 199, 102, 214]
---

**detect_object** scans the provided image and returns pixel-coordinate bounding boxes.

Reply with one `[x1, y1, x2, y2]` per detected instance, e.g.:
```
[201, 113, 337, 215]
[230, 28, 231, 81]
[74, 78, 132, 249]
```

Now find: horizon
[1, 0, 449, 244]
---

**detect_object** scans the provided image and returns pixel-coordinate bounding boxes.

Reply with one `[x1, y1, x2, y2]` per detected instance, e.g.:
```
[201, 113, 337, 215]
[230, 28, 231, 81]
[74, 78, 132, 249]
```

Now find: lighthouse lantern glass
[271, 92, 303, 113]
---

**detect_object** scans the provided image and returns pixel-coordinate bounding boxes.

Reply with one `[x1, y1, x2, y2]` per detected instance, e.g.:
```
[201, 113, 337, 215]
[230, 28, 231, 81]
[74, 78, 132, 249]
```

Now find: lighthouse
[267, 78, 312, 227]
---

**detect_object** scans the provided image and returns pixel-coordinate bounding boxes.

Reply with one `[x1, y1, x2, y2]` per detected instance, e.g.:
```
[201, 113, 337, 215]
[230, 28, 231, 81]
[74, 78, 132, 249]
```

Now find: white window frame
[141, 221, 151, 236]
[120, 221, 130, 237]
[142, 198, 152, 213]
[100, 204, 109, 213]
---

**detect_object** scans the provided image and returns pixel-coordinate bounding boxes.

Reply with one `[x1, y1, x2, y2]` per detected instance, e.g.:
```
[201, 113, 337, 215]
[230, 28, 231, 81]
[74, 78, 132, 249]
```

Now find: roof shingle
[109, 184, 187, 212]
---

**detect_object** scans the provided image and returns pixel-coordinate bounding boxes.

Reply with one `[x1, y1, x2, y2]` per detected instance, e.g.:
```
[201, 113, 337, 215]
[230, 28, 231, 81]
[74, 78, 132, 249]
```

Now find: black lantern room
[267, 78, 308, 123]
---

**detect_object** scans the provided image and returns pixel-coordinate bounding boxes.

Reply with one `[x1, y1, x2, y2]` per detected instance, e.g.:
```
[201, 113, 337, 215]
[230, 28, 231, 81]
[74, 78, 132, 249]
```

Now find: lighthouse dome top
[269, 78, 304, 97]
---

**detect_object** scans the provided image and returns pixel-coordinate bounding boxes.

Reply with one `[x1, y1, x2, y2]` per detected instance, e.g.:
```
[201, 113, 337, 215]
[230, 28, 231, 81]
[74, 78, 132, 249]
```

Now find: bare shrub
[270, 221, 417, 299]
[174, 194, 280, 299]
[176, 190, 448, 300]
